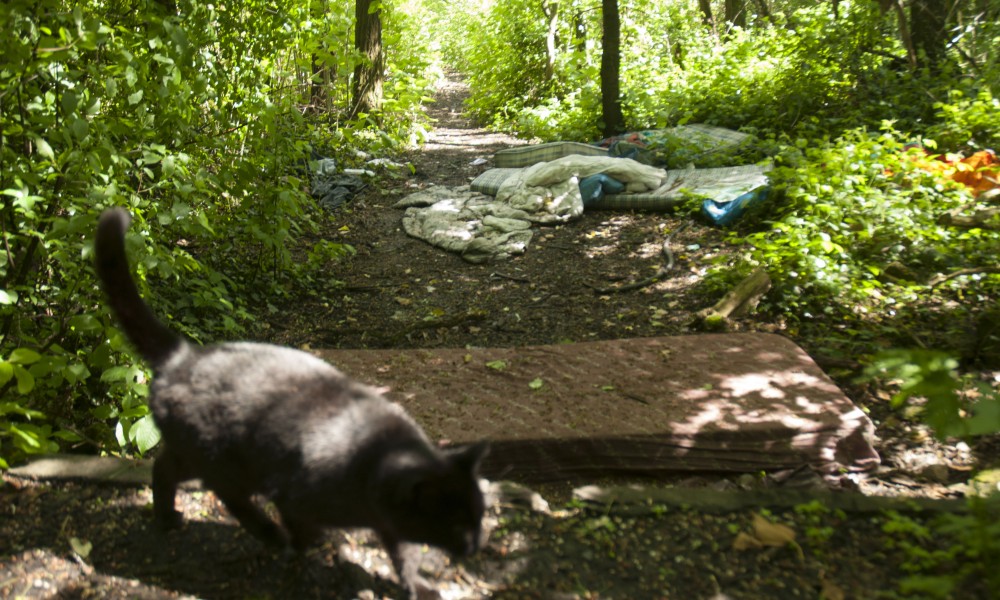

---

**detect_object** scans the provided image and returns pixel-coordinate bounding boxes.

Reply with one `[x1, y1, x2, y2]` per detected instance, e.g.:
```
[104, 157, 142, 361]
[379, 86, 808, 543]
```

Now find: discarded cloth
[310, 156, 366, 211]
[397, 156, 666, 262]
[579, 174, 626, 206]
[494, 155, 667, 223]
[702, 187, 770, 226]
[898, 148, 1000, 196]
[395, 186, 535, 264]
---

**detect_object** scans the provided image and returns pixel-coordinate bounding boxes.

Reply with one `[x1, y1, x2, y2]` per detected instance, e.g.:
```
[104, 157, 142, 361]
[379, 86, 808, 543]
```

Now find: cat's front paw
[400, 573, 442, 600]
[154, 508, 184, 531]
[410, 578, 442, 600]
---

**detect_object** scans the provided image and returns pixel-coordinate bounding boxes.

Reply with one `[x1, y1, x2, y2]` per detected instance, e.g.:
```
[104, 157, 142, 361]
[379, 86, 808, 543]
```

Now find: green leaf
[0, 362, 13, 387]
[120, 405, 148, 419]
[196, 210, 215, 234]
[14, 365, 35, 394]
[485, 360, 507, 371]
[528, 378, 544, 390]
[128, 90, 143, 105]
[9, 348, 41, 365]
[35, 137, 54, 160]
[0, 289, 17, 304]
[7, 423, 41, 449]
[0, 402, 44, 419]
[70, 537, 93, 559]
[71, 118, 89, 140]
[68, 314, 103, 333]
[100, 366, 129, 382]
[128, 414, 161, 454]
[91, 404, 119, 420]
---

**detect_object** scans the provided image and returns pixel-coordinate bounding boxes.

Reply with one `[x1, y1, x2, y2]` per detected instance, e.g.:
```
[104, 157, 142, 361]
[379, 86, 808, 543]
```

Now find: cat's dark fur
[94, 208, 487, 596]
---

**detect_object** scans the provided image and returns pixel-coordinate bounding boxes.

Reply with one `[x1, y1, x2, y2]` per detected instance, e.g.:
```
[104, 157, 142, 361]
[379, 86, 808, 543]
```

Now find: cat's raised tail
[95, 208, 183, 367]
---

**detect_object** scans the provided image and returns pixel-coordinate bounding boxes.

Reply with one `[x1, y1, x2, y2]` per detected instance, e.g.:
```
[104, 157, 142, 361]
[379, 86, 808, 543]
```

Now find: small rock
[491, 481, 550, 514]
[920, 463, 950, 484]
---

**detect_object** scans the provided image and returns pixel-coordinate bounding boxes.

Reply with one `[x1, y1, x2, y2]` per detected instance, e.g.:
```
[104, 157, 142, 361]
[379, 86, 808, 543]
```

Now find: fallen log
[938, 206, 1000, 231]
[693, 267, 771, 330]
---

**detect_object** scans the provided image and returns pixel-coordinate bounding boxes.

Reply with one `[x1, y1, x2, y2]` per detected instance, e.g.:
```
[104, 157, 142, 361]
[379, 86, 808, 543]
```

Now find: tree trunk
[750, 0, 770, 21]
[573, 9, 587, 54]
[698, 0, 715, 30]
[542, 1, 559, 81]
[910, 0, 948, 67]
[725, 0, 746, 28]
[894, 0, 918, 68]
[352, 0, 384, 116]
[599, 0, 626, 138]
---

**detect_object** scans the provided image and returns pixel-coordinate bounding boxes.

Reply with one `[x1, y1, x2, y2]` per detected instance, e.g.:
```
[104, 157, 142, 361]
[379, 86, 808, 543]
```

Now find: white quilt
[396, 156, 666, 263]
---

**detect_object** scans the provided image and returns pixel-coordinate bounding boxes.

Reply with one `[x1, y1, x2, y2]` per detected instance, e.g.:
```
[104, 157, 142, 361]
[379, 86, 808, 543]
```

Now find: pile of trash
[395, 124, 771, 262]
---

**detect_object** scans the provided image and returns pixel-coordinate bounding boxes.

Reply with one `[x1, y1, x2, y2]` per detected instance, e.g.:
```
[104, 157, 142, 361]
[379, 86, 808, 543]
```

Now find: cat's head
[385, 442, 489, 557]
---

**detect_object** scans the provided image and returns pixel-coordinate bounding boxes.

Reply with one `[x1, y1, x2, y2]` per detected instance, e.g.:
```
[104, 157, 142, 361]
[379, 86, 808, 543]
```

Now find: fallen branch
[390, 310, 488, 344]
[692, 267, 771, 330]
[929, 266, 1000, 287]
[587, 221, 691, 294]
[938, 207, 1000, 231]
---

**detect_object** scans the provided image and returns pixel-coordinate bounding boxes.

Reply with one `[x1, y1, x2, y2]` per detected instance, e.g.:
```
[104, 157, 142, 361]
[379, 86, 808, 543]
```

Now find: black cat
[94, 208, 487, 597]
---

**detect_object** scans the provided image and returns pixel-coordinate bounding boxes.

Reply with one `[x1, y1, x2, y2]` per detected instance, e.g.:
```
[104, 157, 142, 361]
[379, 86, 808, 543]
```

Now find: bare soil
[1, 75, 994, 600]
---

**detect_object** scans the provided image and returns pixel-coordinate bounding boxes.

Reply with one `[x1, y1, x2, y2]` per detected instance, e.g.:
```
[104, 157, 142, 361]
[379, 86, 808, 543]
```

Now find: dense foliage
[0, 0, 437, 465]
[443, 0, 1000, 435]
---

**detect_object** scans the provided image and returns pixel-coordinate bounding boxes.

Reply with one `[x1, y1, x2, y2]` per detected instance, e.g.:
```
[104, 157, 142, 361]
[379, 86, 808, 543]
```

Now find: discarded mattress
[317, 334, 880, 481]
[482, 124, 768, 216]
[493, 141, 609, 168]
[493, 123, 753, 169]
[473, 163, 771, 213]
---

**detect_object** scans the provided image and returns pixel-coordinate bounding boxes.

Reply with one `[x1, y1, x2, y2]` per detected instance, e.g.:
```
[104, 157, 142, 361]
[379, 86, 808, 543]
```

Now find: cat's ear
[448, 441, 489, 474]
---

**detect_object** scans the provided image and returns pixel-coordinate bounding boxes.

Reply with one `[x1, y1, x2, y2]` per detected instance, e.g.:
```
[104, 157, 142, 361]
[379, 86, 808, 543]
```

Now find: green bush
[0, 0, 435, 466]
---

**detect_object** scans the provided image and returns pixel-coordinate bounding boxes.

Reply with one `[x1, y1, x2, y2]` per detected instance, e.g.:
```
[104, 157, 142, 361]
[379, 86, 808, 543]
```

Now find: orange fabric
[902, 149, 1000, 195]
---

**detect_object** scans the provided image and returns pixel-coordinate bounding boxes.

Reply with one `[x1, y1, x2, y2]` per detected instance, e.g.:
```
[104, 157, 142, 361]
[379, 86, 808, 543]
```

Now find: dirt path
[273, 76, 730, 352]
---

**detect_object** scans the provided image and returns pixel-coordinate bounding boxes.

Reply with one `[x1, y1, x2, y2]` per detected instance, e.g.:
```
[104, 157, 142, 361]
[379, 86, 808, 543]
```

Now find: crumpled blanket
[397, 156, 666, 263]
[495, 155, 666, 223]
[395, 186, 535, 264]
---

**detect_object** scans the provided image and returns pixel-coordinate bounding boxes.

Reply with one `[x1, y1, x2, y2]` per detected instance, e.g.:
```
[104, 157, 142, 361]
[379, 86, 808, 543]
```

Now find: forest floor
[1, 75, 997, 599]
